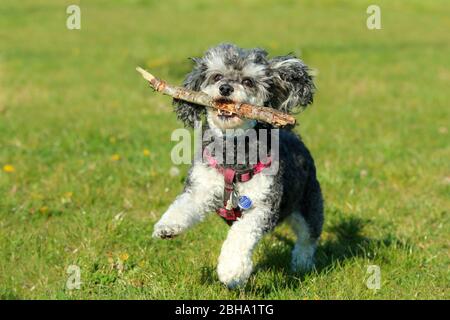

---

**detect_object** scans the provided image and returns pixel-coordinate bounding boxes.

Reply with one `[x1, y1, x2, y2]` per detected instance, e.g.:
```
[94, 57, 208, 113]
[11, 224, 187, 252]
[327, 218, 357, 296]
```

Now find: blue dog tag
[238, 196, 252, 210]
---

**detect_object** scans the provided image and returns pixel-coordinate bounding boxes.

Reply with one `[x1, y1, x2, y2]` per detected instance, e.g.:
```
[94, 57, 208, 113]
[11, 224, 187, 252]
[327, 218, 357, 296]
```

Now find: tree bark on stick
[136, 67, 296, 127]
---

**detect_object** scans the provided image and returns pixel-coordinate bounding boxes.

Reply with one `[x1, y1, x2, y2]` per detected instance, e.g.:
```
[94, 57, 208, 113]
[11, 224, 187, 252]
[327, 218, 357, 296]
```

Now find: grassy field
[0, 0, 449, 299]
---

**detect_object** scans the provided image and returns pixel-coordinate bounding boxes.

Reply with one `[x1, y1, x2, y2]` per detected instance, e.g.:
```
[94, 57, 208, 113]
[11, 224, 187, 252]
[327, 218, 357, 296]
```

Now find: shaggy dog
[152, 43, 323, 288]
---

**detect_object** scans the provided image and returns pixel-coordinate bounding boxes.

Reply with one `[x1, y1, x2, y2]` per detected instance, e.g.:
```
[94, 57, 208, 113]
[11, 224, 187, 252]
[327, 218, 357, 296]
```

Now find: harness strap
[203, 149, 272, 183]
[203, 148, 271, 224]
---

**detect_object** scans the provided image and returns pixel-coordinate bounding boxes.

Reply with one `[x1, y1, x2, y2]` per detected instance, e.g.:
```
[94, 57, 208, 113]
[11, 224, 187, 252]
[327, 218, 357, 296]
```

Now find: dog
[152, 43, 323, 288]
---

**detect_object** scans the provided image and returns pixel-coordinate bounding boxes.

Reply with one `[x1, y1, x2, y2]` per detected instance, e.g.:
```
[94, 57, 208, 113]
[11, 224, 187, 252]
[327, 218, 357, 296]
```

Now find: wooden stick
[136, 67, 296, 127]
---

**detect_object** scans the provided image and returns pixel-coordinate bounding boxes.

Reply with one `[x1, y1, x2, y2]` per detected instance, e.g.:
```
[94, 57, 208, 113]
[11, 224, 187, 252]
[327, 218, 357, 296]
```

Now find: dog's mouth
[217, 109, 239, 121]
[214, 98, 240, 121]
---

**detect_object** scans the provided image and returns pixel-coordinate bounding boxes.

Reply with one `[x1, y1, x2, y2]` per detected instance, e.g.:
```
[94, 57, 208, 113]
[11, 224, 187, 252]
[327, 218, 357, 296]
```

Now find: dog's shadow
[199, 214, 405, 294]
[249, 214, 402, 294]
[261, 215, 376, 271]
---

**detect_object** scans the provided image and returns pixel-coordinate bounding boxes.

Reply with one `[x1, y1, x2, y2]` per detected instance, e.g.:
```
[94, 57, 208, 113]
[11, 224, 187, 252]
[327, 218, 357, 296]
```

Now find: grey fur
[173, 58, 208, 127]
[161, 44, 323, 284]
[195, 124, 324, 236]
[173, 43, 315, 127]
[175, 44, 323, 241]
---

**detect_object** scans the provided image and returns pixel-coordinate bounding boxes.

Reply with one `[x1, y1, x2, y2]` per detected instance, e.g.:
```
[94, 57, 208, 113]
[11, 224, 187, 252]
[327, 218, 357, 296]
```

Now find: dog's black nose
[219, 84, 234, 96]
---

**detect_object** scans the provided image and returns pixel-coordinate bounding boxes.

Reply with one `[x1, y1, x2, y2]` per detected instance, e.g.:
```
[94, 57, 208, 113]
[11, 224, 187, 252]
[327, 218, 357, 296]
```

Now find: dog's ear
[268, 55, 315, 113]
[173, 58, 207, 127]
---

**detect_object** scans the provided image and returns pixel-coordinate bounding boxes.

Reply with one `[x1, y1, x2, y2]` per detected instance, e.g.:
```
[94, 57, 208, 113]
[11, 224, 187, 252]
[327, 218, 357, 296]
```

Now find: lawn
[0, 0, 449, 299]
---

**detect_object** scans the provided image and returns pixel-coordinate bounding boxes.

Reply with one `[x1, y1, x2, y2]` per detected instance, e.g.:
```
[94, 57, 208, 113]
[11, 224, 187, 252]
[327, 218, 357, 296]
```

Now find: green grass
[0, 0, 449, 299]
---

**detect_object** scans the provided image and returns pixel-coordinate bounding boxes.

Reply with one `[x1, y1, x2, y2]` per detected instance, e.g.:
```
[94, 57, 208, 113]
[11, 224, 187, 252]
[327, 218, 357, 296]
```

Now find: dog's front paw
[217, 255, 253, 289]
[152, 223, 183, 239]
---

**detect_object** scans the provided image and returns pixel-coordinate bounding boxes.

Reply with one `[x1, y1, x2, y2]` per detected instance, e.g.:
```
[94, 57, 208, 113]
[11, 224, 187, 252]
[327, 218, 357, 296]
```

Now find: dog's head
[174, 43, 315, 130]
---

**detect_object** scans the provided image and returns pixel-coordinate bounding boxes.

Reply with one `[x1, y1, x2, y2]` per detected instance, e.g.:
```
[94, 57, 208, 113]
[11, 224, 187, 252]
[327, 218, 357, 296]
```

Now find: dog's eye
[242, 78, 254, 87]
[213, 74, 223, 82]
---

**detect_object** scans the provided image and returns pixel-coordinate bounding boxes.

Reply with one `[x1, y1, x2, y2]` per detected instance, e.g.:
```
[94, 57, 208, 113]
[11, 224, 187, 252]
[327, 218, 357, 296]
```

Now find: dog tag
[238, 196, 252, 210]
[225, 190, 239, 210]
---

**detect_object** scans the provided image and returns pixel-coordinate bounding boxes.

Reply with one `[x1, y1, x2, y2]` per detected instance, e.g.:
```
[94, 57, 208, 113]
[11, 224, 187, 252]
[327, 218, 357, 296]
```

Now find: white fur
[242, 63, 266, 78]
[206, 111, 256, 137]
[204, 52, 228, 72]
[289, 212, 316, 271]
[152, 164, 223, 238]
[217, 172, 274, 288]
[271, 58, 299, 69]
[155, 44, 319, 288]
[153, 155, 276, 288]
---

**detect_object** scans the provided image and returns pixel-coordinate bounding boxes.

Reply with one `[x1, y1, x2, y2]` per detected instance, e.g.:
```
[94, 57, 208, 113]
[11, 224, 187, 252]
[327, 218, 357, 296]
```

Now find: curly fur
[155, 44, 323, 289]
[173, 43, 315, 127]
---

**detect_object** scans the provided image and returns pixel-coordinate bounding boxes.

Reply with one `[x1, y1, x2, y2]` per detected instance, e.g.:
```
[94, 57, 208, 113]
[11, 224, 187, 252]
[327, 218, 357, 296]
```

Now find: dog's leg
[289, 212, 318, 272]
[152, 193, 207, 239]
[217, 208, 270, 288]
[153, 165, 221, 239]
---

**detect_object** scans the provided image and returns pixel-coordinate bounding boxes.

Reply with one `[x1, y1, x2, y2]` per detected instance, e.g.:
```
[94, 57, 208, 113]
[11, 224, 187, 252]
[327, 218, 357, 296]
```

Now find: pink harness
[203, 149, 271, 224]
